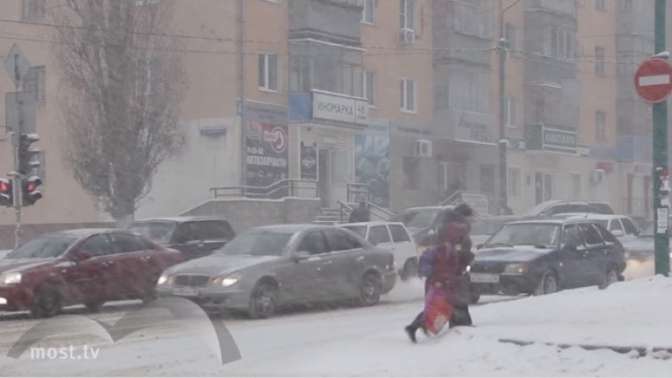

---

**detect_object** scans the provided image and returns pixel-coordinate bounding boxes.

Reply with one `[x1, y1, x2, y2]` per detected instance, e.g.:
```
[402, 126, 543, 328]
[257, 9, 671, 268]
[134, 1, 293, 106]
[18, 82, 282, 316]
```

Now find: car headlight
[0, 272, 22, 286]
[503, 263, 528, 275]
[213, 273, 242, 287]
[157, 274, 169, 286]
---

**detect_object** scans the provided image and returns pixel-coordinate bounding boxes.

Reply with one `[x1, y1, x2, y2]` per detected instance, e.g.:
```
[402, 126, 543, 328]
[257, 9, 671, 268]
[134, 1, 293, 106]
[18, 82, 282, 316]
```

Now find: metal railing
[210, 179, 319, 199]
[337, 199, 395, 223]
[440, 191, 463, 207]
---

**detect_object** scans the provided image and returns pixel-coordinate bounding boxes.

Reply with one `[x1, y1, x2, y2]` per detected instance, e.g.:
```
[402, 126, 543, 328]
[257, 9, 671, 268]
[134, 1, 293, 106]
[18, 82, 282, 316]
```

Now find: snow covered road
[1, 277, 672, 377]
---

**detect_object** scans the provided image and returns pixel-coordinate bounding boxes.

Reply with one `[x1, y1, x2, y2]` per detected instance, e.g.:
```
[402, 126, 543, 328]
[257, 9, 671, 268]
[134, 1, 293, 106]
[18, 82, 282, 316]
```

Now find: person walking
[451, 203, 476, 327]
[404, 210, 469, 342]
[349, 201, 371, 223]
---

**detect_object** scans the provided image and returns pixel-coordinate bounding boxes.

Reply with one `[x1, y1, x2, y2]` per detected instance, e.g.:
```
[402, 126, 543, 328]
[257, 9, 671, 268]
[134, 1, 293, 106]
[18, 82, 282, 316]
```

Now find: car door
[389, 224, 416, 266]
[579, 223, 609, 286]
[289, 230, 332, 302]
[195, 220, 235, 256]
[62, 234, 115, 303]
[558, 224, 592, 288]
[107, 232, 154, 299]
[322, 228, 367, 298]
[170, 222, 203, 260]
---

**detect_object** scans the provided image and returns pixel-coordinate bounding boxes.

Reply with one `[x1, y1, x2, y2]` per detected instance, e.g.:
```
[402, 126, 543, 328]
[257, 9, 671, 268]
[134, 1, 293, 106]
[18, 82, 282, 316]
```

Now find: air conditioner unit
[590, 169, 605, 185]
[400, 28, 416, 44]
[415, 139, 432, 158]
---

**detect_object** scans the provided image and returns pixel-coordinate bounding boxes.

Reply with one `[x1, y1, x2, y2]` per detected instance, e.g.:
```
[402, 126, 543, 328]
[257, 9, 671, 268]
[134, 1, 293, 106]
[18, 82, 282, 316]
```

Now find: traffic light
[22, 176, 42, 206]
[18, 133, 40, 176]
[0, 178, 13, 208]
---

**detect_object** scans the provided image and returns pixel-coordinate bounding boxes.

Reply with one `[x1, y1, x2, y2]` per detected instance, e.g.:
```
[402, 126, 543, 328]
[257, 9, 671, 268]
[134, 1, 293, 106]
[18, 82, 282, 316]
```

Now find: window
[621, 0, 632, 10]
[505, 96, 516, 126]
[195, 221, 235, 240]
[24, 66, 46, 106]
[289, 56, 311, 92]
[504, 23, 516, 51]
[109, 233, 147, 253]
[363, 70, 375, 105]
[368, 226, 391, 245]
[550, 28, 574, 59]
[594, 0, 606, 11]
[580, 224, 604, 245]
[258, 53, 278, 91]
[563, 225, 585, 247]
[609, 219, 624, 233]
[508, 168, 521, 197]
[80, 235, 112, 257]
[22, 0, 46, 20]
[389, 225, 411, 243]
[594, 46, 606, 75]
[480, 165, 495, 195]
[400, 0, 416, 31]
[622, 218, 639, 235]
[401, 78, 416, 112]
[297, 231, 329, 255]
[343, 226, 367, 238]
[362, 0, 375, 24]
[571, 174, 581, 198]
[324, 229, 363, 251]
[595, 111, 607, 142]
[402, 157, 419, 190]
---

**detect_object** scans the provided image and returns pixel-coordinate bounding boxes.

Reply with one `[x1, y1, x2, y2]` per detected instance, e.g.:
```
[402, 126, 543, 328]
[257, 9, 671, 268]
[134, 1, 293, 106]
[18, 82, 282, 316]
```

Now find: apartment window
[362, 0, 375, 24]
[363, 70, 375, 105]
[594, 46, 606, 75]
[289, 56, 311, 92]
[571, 174, 581, 198]
[508, 168, 521, 197]
[550, 28, 574, 60]
[504, 23, 516, 51]
[595, 111, 607, 142]
[258, 53, 278, 91]
[505, 96, 516, 127]
[400, 0, 416, 31]
[22, 0, 46, 20]
[24, 66, 46, 106]
[400, 78, 416, 112]
[594, 0, 606, 11]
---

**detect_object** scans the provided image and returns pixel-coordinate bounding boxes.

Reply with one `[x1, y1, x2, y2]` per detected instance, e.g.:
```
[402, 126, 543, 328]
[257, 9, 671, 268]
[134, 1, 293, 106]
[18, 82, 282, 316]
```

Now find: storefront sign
[313, 91, 368, 125]
[300, 142, 318, 180]
[526, 124, 577, 153]
[355, 133, 390, 207]
[246, 121, 289, 188]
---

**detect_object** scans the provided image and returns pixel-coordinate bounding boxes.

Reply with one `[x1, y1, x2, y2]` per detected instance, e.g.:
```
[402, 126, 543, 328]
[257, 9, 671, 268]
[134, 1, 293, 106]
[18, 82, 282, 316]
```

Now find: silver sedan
[156, 224, 396, 318]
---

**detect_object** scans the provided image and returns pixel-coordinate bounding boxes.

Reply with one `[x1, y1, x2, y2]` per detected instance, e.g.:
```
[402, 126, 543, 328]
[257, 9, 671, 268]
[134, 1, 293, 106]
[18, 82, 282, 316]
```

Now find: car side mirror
[292, 251, 311, 262]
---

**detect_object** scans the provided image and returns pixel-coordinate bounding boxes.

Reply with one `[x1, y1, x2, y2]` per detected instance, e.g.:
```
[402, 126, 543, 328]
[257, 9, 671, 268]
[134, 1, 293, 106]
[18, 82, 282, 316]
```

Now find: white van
[341, 221, 418, 280]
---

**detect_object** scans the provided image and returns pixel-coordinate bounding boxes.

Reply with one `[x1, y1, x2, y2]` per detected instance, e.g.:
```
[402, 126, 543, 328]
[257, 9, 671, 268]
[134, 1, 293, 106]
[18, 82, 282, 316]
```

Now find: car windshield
[402, 209, 440, 229]
[6, 234, 78, 259]
[471, 219, 506, 235]
[218, 229, 293, 256]
[130, 222, 176, 244]
[595, 220, 609, 229]
[343, 226, 367, 238]
[486, 223, 561, 248]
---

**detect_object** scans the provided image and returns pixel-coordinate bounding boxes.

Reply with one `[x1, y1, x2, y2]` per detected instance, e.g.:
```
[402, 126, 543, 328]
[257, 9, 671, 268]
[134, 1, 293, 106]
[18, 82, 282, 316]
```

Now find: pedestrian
[451, 203, 476, 327]
[349, 201, 371, 223]
[404, 209, 469, 342]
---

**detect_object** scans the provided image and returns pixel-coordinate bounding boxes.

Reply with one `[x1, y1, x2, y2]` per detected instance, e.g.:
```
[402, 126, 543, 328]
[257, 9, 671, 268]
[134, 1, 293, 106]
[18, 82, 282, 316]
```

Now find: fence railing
[210, 179, 319, 199]
[338, 199, 395, 223]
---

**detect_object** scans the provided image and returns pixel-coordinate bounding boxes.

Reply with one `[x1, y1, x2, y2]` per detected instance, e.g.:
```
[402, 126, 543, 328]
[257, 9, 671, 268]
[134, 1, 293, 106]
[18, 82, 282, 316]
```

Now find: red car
[0, 229, 183, 318]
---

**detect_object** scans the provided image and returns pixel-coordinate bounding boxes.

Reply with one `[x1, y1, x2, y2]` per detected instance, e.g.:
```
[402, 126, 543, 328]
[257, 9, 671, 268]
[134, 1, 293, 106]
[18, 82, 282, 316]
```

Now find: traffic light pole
[11, 55, 23, 249]
[653, 0, 670, 276]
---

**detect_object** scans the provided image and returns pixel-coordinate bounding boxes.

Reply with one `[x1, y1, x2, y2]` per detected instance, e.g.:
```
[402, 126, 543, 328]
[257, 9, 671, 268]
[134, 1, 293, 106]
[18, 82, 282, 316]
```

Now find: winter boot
[404, 325, 418, 343]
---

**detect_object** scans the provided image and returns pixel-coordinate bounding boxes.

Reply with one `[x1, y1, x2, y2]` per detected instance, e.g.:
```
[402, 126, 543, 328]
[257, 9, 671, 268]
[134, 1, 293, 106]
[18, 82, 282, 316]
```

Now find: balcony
[289, 0, 362, 46]
[526, 0, 576, 18]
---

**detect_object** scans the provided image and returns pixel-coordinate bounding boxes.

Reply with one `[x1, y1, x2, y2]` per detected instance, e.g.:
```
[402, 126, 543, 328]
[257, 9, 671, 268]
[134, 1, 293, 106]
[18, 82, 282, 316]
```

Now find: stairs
[313, 208, 346, 225]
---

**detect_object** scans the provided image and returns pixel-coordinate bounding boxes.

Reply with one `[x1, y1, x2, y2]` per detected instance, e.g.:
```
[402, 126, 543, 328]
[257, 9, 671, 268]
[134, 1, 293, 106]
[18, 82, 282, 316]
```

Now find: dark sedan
[157, 224, 396, 318]
[0, 229, 183, 317]
[470, 219, 626, 300]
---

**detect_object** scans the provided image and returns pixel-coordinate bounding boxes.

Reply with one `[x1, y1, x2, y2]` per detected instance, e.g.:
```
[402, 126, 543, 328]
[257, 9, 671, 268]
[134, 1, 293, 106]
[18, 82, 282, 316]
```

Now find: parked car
[341, 221, 418, 280]
[526, 200, 615, 218]
[470, 215, 524, 247]
[556, 213, 640, 242]
[156, 224, 396, 318]
[469, 218, 626, 302]
[130, 217, 235, 260]
[0, 229, 183, 318]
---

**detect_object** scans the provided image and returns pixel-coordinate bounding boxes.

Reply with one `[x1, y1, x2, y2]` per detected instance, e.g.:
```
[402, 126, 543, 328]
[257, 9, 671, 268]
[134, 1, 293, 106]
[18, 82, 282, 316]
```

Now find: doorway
[319, 149, 331, 208]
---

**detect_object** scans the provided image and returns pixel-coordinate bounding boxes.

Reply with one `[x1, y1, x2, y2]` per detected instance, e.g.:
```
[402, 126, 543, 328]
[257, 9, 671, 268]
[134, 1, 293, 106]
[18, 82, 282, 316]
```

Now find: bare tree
[51, 0, 186, 225]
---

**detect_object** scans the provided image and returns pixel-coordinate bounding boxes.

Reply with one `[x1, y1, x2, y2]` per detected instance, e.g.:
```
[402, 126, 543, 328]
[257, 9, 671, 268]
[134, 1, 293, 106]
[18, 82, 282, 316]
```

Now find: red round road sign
[634, 58, 672, 103]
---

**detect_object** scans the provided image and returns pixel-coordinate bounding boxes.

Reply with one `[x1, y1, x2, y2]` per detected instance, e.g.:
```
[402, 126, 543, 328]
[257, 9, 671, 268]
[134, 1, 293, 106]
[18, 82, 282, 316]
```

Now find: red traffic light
[0, 180, 8, 193]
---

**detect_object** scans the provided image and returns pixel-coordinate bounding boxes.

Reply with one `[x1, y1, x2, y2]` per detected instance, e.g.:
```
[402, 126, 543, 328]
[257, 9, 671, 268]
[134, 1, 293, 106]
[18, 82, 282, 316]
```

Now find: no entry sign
[634, 58, 672, 103]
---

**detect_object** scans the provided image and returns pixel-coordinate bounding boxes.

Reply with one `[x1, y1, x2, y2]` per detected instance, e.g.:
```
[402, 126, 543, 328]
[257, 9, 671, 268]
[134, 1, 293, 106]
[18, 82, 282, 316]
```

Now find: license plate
[470, 273, 500, 284]
[173, 287, 199, 296]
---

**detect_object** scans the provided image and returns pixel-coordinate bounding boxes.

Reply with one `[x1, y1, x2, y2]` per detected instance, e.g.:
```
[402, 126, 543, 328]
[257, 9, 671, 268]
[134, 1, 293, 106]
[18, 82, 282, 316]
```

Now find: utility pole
[497, 0, 510, 215]
[12, 53, 23, 249]
[238, 0, 247, 193]
[653, 0, 670, 276]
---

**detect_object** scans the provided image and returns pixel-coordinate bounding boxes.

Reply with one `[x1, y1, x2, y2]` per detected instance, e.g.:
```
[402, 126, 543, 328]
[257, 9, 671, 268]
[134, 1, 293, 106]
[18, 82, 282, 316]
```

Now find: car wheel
[599, 268, 619, 290]
[31, 287, 63, 318]
[358, 272, 382, 306]
[248, 282, 277, 319]
[84, 301, 105, 313]
[534, 271, 558, 296]
[400, 258, 418, 282]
